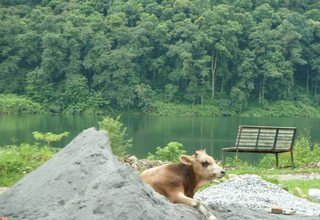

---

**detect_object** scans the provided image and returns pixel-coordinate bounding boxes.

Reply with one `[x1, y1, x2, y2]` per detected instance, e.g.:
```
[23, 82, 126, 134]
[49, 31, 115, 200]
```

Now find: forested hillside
[1, 0, 320, 113]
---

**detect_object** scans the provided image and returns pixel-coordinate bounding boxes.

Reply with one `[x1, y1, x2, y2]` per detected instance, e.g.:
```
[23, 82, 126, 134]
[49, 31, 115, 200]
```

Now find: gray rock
[309, 189, 320, 202]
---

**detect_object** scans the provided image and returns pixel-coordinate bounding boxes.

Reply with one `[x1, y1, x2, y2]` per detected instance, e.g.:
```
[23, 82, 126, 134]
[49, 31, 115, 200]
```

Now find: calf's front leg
[171, 193, 217, 220]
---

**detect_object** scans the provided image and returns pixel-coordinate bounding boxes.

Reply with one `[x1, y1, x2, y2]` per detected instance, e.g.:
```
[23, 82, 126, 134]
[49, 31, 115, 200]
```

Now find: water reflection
[1, 114, 319, 163]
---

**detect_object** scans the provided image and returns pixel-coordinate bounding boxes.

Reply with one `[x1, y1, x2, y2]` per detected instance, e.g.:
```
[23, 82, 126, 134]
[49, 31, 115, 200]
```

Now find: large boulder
[0, 128, 204, 220]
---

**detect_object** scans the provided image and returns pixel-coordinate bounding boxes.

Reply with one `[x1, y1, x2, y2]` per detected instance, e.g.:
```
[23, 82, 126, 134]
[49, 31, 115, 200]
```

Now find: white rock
[309, 189, 320, 202]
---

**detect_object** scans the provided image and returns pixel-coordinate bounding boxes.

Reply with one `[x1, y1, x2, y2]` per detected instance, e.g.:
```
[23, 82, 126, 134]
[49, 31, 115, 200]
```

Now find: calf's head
[180, 150, 225, 180]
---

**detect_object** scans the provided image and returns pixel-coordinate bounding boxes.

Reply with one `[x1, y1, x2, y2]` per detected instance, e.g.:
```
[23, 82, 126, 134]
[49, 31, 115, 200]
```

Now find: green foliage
[1, 1, 320, 115]
[242, 101, 320, 117]
[99, 115, 132, 157]
[153, 101, 221, 116]
[0, 94, 45, 114]
[32, 131, 69, 147]
[147, 142, 186, 162]
[279, 179, 320, 197]
[63, 74, 91, 114]
[224, 156, 254, 170]
[0, 143, 58, 186]
[134, 84, 155, 113]
[259, 131, 320, 168]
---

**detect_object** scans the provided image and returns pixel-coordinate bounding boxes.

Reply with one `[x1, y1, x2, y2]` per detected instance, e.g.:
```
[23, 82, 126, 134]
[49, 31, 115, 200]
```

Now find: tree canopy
[1, 0, 320, 113]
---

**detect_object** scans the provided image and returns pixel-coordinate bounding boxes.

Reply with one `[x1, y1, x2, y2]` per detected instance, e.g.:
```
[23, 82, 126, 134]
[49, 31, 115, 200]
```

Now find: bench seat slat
[222, 147, 291, 153]
[222, 125, 296, 167]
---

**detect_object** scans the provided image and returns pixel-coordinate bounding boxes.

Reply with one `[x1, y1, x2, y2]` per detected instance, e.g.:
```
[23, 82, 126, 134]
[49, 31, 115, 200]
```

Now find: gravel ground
[195, 174, 320, 217]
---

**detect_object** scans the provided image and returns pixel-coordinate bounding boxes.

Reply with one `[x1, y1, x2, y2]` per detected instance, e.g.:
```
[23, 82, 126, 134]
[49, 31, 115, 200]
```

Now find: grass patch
[0, 144, 58, 186]
[279, 179, 320, 196]
[227, 166, 320, 176]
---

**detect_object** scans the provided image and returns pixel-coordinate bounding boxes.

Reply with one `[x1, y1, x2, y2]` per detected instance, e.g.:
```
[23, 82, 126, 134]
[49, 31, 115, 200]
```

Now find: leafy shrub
[0, 143, 58, 186]
[0, 94, 45, 114]
[32, 131, 69, 147]
[153, 101, 220, 116]
[63, 74, 91, 114]
[134, 84, 155, 113]
[224, 156, 253, 169]
[99, 115, 132, 157]
[242, 101, 320, 118]
[230, 87, 248, 113]
[147, 142, 186, 162]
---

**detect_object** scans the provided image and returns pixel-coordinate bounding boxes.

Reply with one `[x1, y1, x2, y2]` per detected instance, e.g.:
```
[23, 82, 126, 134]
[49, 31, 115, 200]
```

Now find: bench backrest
[236, 125, 297, 150]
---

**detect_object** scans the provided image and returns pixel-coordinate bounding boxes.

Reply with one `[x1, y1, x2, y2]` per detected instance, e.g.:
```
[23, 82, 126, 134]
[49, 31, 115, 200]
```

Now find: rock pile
[122, 155, 165, 172]
[195, 175, 320, 217]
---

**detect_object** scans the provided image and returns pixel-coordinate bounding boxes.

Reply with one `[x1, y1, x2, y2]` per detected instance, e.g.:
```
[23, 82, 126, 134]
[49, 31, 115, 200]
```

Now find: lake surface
[1, 114, 320, 163]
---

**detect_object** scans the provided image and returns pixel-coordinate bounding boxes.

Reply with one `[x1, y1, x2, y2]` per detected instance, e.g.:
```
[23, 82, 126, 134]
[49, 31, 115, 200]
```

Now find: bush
[224, 156, 253, 169]
[242, 101, 320, 118]
[0, 94, 45, 114]
[32, 131, 69, 147]
[153, 101, 220, 116]
[0, 143, 58, 186]
[99, 115, 132, 157]
[147, 142, 186, 162]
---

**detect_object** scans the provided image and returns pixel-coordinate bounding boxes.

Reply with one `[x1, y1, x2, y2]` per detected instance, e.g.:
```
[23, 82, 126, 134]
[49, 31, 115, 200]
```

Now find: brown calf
[141, 150, 225, 220]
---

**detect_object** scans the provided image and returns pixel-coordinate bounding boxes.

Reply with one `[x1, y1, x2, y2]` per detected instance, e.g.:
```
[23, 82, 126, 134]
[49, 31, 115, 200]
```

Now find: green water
[1, 114, 320, 162]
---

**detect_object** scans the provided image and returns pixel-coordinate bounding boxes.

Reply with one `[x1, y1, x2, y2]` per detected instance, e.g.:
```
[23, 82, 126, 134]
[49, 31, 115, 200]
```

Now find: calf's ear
[179, 155, 194, 165]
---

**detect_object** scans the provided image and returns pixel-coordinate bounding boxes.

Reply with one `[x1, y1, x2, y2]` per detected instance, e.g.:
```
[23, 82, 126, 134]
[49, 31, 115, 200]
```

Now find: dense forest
[1, 0, 320, 114]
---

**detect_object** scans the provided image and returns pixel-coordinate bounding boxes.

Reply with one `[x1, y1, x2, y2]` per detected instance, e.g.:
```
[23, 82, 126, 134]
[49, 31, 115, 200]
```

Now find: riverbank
[152, 101, 320, 118]
[0, 94, 44, 114]
[1, 94, 320, 118]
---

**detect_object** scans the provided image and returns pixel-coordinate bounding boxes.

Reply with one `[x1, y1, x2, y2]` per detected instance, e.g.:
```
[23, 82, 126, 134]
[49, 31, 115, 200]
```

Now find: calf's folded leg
[171, 193, 217, 220]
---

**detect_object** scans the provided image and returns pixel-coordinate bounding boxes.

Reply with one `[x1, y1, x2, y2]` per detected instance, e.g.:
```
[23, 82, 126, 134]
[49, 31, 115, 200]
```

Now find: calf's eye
[201, 161, 209, 167]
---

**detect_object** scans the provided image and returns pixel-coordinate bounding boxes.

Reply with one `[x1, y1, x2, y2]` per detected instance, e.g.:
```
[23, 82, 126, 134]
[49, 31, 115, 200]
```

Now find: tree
[99, 116, 132, 157]
[201, 5, 242, 99]
[32, 131, 69, 147]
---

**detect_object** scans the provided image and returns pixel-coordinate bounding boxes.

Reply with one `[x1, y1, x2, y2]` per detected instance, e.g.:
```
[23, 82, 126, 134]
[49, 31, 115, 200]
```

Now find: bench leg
[275, 153, 279, 167]
[221, 150, 225, 167]
[290, 150, 294, 168]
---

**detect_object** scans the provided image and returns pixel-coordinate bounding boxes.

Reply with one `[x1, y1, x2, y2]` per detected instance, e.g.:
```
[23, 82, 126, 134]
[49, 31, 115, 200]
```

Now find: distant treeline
[1, 0, 320, 113]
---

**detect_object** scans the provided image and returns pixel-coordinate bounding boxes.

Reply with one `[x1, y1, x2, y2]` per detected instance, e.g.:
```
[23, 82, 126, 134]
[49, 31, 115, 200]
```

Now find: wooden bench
[222, 125, 297, 167]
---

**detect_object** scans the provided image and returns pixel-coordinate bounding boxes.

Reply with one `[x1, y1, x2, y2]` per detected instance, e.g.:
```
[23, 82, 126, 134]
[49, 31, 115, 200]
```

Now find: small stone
[309, 189, 320, 202]
[271, 208, 283, 214]
[283, 209, 296, 215]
